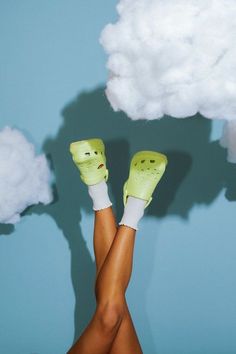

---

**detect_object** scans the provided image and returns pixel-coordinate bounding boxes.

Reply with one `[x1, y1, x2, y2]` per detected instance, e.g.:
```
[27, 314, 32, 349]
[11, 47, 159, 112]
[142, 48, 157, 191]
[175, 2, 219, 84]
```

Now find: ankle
[119, 196, 146, 230]
[88, 180, 112, 211]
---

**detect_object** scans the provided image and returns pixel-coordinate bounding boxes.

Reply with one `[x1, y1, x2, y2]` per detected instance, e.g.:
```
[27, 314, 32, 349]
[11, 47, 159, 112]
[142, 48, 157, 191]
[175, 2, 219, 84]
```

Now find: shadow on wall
[1, 86, 236, 351]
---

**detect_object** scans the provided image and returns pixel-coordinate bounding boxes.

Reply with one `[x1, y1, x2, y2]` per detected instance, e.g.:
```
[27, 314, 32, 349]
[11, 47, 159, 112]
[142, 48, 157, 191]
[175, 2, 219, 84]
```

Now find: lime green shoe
[123, 151, 168, 207]
[69, 138, 108, 185]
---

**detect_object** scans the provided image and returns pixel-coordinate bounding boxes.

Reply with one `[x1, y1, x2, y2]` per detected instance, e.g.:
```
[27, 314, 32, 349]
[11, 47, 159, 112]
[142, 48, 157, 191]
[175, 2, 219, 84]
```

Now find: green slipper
[123, 151, 168, 207]
[69, 138, 108, 185]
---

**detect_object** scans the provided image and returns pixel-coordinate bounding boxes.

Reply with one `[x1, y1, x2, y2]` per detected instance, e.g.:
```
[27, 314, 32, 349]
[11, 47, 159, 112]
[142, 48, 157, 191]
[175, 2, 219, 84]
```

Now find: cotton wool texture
[0, 127, 53, 224]
[100, 0, 236, 162]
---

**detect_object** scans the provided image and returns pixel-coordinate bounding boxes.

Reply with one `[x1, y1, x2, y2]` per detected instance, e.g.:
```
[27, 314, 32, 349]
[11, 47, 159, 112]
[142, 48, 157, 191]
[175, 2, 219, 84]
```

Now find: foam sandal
[69, 138, 108, 185]
[123, 151, 168, 207]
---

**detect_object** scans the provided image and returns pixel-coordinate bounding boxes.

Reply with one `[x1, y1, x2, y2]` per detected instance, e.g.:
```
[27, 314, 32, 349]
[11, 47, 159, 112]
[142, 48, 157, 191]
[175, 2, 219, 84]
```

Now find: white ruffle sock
[119, 196, 146, 230]
[88, 180, 112, 211]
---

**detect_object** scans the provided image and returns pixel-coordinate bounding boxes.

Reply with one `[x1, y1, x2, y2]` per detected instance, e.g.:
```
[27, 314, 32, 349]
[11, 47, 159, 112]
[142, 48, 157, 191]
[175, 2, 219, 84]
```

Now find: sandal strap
[123, 181, 152, 208]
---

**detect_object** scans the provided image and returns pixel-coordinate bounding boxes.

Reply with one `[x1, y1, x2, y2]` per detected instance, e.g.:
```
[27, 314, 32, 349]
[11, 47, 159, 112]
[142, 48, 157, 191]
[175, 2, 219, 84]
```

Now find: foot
[123, 151, 168, 207]
[69, 138, 108, 185]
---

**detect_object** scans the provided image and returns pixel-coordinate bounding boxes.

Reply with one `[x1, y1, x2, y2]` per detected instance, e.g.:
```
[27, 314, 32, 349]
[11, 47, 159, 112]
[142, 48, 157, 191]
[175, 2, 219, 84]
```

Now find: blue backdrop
[1, 1, 236, 353]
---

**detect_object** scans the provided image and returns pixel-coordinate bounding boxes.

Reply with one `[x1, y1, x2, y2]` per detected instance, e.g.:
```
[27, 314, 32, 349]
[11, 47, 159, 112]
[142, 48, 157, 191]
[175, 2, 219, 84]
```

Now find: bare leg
[93, 208, 142, 353]
[67, 210, 141, 354]
[94, 208, 117, 278]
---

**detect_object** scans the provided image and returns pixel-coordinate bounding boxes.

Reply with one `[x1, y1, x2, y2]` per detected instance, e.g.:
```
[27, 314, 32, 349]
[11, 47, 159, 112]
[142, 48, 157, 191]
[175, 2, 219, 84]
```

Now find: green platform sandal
[69, 138, 108, 185]
[123, 151, 168, 207]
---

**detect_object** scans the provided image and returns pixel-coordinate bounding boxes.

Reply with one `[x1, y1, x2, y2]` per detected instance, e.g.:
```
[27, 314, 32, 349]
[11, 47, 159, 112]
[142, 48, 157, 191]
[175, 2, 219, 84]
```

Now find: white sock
[88, 180, 112, 211]
[119, 196, 146, 230]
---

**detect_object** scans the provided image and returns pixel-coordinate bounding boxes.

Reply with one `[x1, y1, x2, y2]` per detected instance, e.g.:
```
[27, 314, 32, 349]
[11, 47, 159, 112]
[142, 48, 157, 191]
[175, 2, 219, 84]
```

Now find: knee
[96, 301, 125, 335]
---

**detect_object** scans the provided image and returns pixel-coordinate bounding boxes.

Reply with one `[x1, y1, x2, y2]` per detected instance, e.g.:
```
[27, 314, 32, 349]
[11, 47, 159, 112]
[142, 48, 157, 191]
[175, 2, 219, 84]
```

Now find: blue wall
[1, 1, 236, 353]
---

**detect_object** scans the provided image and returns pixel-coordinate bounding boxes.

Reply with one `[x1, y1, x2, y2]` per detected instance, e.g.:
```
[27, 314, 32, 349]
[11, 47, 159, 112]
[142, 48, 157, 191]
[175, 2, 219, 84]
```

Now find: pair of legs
[68, 138, 167, 353]
[67, 206, 143, 353]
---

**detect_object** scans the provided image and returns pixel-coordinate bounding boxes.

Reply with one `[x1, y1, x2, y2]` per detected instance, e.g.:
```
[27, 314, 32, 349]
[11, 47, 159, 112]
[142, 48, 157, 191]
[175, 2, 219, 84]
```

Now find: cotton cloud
[100, 0, 236, 162]
[0, 127, 53, 224]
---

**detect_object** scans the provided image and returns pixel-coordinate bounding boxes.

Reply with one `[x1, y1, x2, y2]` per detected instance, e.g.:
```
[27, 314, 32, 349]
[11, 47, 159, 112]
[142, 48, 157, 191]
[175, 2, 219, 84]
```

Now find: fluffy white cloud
[101, 0, 236, 162]
[0, 127, 53, 224]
